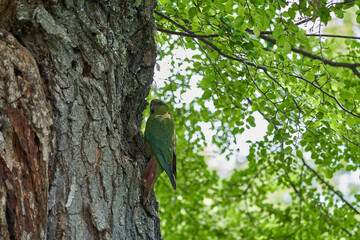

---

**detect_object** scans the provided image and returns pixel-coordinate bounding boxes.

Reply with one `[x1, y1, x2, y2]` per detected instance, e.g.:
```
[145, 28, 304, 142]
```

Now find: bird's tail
[141, 157, 158, 205]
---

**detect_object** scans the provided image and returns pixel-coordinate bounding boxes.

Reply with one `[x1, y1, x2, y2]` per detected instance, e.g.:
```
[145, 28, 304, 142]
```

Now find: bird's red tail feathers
[142, 157, 158, 205]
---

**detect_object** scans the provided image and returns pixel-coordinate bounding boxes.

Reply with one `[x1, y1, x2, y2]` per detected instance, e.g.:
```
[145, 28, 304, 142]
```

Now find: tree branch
[233, 166, 267, 198]
[305, 33, 360, 40]
[259, 34, 360, 77]
[154, 10, 360, 119]
[157, 26, 360, 41]
[343, 135, 360, 148]
[329, 0, 357, 6]
[156, 11, 360, 78]
[290, 74, 360, 118]
[301, 158, 360, 215]
[156, 27, 218, 38]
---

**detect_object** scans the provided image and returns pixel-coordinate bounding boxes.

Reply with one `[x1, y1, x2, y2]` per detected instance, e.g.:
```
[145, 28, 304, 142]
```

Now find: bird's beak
[150, 102, 154, 113]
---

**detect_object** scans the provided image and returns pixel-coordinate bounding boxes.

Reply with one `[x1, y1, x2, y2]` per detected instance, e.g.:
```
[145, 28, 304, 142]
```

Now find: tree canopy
[148, 1, 360, 239]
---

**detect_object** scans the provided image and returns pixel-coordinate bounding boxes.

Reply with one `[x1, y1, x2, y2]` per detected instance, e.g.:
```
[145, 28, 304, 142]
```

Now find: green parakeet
[142, 99, 176, 205]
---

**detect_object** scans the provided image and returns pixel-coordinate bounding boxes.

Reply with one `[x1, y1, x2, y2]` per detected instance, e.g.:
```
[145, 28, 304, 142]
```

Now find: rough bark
[0, 0, 160, 239]
[0, 27, 52, 240]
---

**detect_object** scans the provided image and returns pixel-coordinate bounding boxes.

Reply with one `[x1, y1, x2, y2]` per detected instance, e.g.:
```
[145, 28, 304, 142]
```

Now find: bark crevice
[0, 28, 53, 239]
[1, 0, 160, 239]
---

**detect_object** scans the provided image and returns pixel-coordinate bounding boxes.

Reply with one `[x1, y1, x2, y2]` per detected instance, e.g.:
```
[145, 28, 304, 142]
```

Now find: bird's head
[150, 99, 170, 115]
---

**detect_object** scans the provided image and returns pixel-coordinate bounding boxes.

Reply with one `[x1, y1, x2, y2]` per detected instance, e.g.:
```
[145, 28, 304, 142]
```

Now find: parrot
[142, 99, 177, 205]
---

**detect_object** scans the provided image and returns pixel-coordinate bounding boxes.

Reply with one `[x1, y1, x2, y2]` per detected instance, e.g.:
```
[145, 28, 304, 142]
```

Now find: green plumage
[142, 99, 176, 205]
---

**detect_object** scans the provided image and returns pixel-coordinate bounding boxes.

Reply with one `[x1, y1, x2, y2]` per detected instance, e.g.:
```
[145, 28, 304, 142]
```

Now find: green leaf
[316, 112, 324, 120]
[267, 123, 274, 132]
[238, 5, 244, 16]
[334, 8, 344, 19]
[251, 102, 259, 111]
[246, 115, 256, 127]
[154, 2, 360, 239]
[198, 77, 212, 88]
[253, 26, 260, 37]
[234, 17, 244, 29]
[193, 61, 201, 68]
[288, 7, 295, 19]
[219, 28, 226, 36]
[188, 7, 197, 18]
[284, 146, 292, 154]
[225, 1, 233, 11]
[202, 90, 212, 100]
[282, 41, 291, 55]
[202, 6, 210, 14]
[277, 35, 286, 47]
[267, 92, 277, 99]
[273, 25, 284, 38]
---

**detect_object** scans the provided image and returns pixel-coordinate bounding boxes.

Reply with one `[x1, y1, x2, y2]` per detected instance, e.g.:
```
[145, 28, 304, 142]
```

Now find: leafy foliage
[149, 0, 360, 239]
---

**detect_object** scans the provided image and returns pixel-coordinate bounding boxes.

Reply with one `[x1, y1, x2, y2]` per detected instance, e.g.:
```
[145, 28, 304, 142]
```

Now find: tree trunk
[0, 0, 160, 239]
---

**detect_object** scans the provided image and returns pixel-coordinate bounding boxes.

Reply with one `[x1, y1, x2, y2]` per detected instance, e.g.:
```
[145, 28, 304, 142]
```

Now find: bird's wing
[145, 115, 176, 190]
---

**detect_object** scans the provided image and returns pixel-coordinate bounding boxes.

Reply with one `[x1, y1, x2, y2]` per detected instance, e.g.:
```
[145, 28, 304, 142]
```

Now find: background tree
[0, 0, 160, 239]
[1, 0, 360, 239]
[153, 1, 360, 239]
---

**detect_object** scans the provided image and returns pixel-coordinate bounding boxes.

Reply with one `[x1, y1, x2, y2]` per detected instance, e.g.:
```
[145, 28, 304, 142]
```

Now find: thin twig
[290, 74, 360, 118]
[154, 10, 360, 119]
[157, 27, 360, 41]
[259, 34, 360, 74]
[343, 135, 360, 148]
[305, 33, 360, 40]
[295, 17, 312, 26]
[156, 27, 218, 38]
[301, 157, 360, 215]
[155, 10, 360, 72]
[233, 166, 267, 198]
